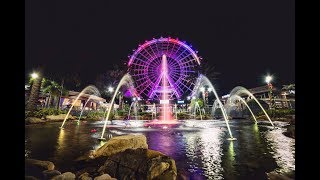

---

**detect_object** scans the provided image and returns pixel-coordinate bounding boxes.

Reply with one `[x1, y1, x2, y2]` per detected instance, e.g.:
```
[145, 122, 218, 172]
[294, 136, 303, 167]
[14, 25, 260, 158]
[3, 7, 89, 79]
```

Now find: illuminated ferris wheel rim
[128, 37, 201, 66]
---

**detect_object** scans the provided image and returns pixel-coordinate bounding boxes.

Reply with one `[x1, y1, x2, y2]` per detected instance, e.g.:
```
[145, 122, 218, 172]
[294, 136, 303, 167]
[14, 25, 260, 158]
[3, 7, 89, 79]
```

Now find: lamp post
[265, 75, 273, 109]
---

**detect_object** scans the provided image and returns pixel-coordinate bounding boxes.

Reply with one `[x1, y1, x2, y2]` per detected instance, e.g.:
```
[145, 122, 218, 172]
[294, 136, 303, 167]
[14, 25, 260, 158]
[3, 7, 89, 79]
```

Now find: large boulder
[46, 114, 75, 121]
[93, 174, 116, 180]
[78, 172, 93, 180]
[93, 134, 148, 158]
[25, 117, 46, 124]
[98, 148, 177, 180]
[52, 172, 76, 180]
[25, 159, 55, 178]
[42, 170, 61, 179]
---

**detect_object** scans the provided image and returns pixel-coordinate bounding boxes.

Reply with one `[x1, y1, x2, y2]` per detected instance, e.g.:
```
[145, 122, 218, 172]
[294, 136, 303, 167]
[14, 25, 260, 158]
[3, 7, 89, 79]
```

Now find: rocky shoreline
[25, 135, 177, 180]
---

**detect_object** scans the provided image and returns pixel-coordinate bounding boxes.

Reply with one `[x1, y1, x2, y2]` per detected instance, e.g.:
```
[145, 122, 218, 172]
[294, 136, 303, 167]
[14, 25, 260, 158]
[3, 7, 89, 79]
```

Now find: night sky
[25, 0, 294, 95]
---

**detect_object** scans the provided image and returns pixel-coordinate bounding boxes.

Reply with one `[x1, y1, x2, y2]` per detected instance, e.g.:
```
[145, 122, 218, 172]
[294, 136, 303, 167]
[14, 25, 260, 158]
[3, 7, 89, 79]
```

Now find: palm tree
[26, 75, 42, 111]
[41, 79, 68, 109]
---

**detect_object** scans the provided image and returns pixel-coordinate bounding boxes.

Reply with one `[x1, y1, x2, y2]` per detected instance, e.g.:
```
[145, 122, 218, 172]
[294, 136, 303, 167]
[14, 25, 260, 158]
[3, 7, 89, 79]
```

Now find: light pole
[265, 75, 273, 109]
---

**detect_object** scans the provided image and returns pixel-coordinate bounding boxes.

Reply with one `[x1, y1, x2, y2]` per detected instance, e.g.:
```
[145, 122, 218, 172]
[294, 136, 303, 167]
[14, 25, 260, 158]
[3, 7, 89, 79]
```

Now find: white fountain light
[192, 96, 196, 100]
[208, 87, 213, 92]
[187, 96, 191, 100]
[200, 87, 205, 92]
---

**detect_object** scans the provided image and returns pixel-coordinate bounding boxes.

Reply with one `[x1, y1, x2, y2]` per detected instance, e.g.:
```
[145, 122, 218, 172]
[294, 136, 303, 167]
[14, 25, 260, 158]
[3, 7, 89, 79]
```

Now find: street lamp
[108, 86, 114, 93]
[31, 72, 39, 79]
[265, 75, 273, 109]
[265, 75, 272, 84]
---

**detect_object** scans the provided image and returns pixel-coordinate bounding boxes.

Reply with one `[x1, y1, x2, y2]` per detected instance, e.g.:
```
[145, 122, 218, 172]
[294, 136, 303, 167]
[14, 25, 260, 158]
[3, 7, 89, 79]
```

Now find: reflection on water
[198, 128, 224, 179]
[25, 120, 295, 179]
[264, 127, 295, 174]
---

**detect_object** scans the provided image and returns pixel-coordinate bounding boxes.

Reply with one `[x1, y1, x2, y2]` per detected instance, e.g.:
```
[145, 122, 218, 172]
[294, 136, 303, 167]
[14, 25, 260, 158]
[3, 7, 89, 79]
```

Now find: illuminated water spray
[229, 86, 274, 126]
[160, 54, 173, 121]
[191, 75, 236, 140]
[194, 101, 203, 120]
[227, 94, 257, 123]
[77, 95, 94, 124]
[99, 74, 135, 140]
[127, 101, 138, 120]
[60, 85, 100, 129]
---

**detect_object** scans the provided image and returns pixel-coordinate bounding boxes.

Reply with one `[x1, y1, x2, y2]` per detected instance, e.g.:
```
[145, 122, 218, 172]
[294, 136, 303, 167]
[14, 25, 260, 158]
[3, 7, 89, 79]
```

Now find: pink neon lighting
[128, 37, 200, 66]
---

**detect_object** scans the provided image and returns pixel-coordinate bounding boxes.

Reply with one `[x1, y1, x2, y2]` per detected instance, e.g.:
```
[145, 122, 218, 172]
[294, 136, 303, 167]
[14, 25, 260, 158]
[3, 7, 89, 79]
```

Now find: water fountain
[227, 94, 257, 123]
[99, 73, 136, 140]
[143, 54, 180, 128]
[60, 85, 100, 129]
[193, 101, 203, 120]
[229, 86, 274, 126]
[77, 95, 94, 124]
[191, 74, 236, 140]
[127, 101, 138, 120]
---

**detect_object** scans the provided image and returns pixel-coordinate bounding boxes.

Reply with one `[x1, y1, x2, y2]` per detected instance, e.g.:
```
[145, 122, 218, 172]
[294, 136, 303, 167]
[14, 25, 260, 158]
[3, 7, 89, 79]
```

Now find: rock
[266, 171, 293, 180]
[25, 159, 55, 178]
[46, 114, 74, 121]
[101, 148, 177, 180]
[42, 170, 61, 179]
[79, 172, 92, 180]
[94, 174, 116, 180]
[25, 176, 39, 180]
[25, 117, 46, 124]
[52, 172, 76, 180]
[283, 124, 295, 139]
[93, 135, 148, 158]
[25, 158, 55, 170]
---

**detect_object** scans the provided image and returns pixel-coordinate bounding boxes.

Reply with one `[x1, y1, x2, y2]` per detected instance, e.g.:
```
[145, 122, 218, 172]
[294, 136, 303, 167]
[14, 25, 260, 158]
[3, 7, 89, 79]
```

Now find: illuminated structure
[128, 37, 201, 100]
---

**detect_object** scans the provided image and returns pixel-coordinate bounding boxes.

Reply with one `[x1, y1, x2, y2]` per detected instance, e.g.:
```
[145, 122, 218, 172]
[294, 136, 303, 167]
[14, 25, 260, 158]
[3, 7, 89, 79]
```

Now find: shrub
[257, 108, 295, 118]
[25, 108, 68, 118]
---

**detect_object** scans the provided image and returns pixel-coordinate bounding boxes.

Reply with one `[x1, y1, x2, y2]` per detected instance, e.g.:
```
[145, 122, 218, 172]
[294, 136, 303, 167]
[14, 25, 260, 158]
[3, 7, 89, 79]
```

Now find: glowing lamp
[31, 72, 39, 79]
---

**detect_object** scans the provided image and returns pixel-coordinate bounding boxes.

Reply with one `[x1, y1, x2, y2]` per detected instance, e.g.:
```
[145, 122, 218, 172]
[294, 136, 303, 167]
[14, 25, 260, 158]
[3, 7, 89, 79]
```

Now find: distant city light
[187, 96, 191, 100]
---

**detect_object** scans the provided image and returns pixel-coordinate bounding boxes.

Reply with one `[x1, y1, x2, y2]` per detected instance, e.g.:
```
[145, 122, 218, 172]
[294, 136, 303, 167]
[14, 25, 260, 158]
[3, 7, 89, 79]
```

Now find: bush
[87, 111, 105, 119]
[25, 108, 68, 118]
[257, 109, 295, 118]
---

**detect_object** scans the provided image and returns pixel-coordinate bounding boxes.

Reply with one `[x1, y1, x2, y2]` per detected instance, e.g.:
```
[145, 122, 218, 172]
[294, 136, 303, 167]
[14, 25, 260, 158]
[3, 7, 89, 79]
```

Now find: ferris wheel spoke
[129, 37, 200, 99]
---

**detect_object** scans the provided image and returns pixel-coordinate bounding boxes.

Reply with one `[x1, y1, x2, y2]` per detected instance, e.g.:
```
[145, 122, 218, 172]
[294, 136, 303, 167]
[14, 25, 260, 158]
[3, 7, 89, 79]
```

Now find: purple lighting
[128, 37, 201, 100]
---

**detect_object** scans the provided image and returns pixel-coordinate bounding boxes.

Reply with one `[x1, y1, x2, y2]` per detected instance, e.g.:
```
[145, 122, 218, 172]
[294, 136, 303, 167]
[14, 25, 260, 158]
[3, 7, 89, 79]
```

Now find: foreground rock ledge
[98, 148, 177, 180]
[93, 134, 148, 158]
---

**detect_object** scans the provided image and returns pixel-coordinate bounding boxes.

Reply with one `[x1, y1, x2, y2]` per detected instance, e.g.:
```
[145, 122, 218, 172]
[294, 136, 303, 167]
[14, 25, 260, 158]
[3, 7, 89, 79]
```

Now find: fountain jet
[229, 86, 274, 126]
[191, 74, 236, 140]
[99, 74, 135, 140]
[60, 85, 100, 129]
[227, 94, 257, 123]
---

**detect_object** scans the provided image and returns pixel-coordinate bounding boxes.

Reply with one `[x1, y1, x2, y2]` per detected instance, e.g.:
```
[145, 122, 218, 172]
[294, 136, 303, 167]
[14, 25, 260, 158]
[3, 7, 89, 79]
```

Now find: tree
[41, 78, 68, 109]
[26, 75, 42, 111]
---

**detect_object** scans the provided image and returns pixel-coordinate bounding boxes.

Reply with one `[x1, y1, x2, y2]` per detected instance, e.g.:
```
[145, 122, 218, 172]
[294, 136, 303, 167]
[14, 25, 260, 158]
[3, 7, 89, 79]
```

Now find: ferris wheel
[128, 37, 201, 100]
